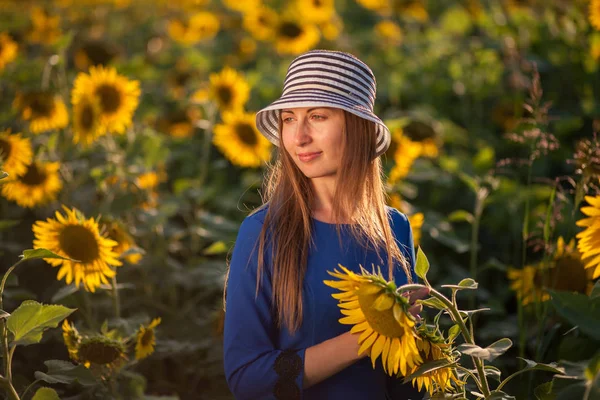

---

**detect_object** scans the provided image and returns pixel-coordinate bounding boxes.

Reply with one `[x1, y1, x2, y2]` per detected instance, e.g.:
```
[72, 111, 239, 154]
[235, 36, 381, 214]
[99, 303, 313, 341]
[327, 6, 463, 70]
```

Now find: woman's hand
[403, 287, 430, 321]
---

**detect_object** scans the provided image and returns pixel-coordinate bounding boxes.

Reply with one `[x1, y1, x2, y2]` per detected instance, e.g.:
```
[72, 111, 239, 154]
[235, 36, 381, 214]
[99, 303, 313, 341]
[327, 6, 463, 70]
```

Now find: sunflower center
[29, 94, 56, 117]
[280, 22, 303, 39]
[20, 163, 47, 186]
[357, 285, 406, 338]
[59, 225, 100, 263]
[235, 123, 258, 146]
[140, 329, 154, 347]
[78, 338, 123, 365]
[543, 256, 589, 293]
[216, 85, 233, 105]
[313, 0, 322, 7]
[0, 138, 11, 160]
[79, 103, 96, 130]
[95, 84, 121, 113]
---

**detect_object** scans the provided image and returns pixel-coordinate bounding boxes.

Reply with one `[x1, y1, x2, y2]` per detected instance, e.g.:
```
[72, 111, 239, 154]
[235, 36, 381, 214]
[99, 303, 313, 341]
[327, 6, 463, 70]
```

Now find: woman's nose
[294, 118, 312, 145]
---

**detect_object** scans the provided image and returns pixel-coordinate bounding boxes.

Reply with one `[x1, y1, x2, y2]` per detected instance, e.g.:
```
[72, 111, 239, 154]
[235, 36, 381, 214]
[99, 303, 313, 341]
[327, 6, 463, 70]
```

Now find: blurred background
[0, 0, 598, 399]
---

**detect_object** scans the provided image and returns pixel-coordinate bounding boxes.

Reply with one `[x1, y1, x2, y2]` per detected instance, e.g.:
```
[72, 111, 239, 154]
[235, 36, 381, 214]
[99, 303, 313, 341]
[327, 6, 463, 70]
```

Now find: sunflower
[77, 335, 127, 370]
[72, 96, 104, 146]
[102, 219, 143, 264]
[275, 18, 320, 55]
[13, 91, 69, 134]
[135, 170, 165, 210]
[375, 20, 403, 46]
[156, 106, 202, 139]
[243, 6, 278, 41]
[27, 6, 62, 45]
[318, 13, 344, 41]
[397, 1, 429, 23]
[71, 65, 140, 135]
[296, 0, 336, 24]
[356, 0, 390, 13]
[167, 12, 220, 45]
[324, 265, 423, 376]
[32, 206, 123, 292]
[62, 319, 82, 361]
[408, 213, 424, 247]
[213, 111, 272, 168]
[593, 0, 600, 31]
[208, 67, 250, 112]
[0, 33, 18, 71]
[408, 332, 462, 396]
[388, 133, 422, 184]
[135, 317, 161, 360]
[508, 237, 595, 305]
[73, 40, 118, 71]
[221, 0, 261, 14]
[577, 195, 600, 279]
[0, 130, 33, 177]
[1, 161, 62, 208]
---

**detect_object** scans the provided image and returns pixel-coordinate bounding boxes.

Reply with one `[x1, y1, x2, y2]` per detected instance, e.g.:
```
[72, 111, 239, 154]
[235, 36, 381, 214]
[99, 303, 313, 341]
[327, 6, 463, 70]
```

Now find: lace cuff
[273, 349, 302, 400]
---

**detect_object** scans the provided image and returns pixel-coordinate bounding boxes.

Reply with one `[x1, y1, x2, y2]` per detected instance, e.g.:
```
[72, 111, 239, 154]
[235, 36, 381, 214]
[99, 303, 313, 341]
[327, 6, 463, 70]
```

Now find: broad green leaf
[534, 381, 554, 400]
[555, 382, 586, 400]
[442, 278, 478, 290]
[458, 338, 512, 361]
[202, 241, 229, 255]
[415, 246, 429, 281]
[517, 358, 565, 375]
[549, 290, 600, 340]
[448, 210, 474, 224]
[448, 324, 461, 342]
[32, 387, 60, 400]
[402, 359, 456, 383]
[0, 220, 19, 231]
[6, 300, 75, 345]
[34, 360, 97, 386]
[585, 351, 600, 381]
[591, 281, 600, 300]
[458, 172, 478, 193]
[485, 390, 516, 400]
[21, 249, 77, 262]
[420, 297, 447, 310]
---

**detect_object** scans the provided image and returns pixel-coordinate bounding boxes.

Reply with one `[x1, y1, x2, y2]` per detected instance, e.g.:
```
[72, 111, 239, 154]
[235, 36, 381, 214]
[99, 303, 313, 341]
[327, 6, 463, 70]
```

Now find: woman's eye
[311, 114, 325, 120]
[282, 117, 294, 123]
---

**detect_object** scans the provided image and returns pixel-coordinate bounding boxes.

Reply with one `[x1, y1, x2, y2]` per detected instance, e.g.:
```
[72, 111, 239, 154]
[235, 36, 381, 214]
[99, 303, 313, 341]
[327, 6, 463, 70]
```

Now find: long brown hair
[251, 110, 412, 334]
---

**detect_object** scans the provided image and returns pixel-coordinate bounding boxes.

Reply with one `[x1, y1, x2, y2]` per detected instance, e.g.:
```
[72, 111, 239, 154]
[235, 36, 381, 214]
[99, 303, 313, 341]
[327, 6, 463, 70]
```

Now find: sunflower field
[0, 0, 599, 399]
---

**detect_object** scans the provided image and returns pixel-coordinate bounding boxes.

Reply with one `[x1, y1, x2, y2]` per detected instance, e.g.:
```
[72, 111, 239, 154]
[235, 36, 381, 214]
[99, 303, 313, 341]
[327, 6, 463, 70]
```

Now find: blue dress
[223, 206, 424, 400]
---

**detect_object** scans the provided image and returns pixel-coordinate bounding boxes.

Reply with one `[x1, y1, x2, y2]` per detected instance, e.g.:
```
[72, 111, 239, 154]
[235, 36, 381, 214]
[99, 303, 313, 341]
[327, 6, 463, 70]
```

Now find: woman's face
[280, 107, 345, 179]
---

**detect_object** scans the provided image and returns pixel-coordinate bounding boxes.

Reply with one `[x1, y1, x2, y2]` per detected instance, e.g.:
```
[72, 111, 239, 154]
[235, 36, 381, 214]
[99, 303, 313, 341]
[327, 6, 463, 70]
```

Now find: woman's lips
[298, 152, 322, 162]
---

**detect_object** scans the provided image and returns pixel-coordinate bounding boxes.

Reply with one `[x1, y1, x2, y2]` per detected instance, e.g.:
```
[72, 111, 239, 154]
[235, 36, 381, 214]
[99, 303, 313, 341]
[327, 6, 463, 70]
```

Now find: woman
[223, 50, 427, 400]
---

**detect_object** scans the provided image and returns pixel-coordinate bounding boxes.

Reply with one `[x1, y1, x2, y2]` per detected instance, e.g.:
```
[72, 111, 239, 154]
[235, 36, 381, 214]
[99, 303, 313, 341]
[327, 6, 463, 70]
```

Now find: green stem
[469, 188, 485, 310]
[20, 379, 41, 400]
[455, 365, 484, 392]
[0, 259, 26, 311]
[518, 158, 534, 362]
[399, 284, 491, 397]
[0, 375, 19, 400]
[111, 275, 121, 320]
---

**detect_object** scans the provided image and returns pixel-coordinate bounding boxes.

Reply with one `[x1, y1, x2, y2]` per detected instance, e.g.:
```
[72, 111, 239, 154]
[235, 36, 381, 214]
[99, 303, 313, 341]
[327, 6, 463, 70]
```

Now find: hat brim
[255, 89, 391, 158]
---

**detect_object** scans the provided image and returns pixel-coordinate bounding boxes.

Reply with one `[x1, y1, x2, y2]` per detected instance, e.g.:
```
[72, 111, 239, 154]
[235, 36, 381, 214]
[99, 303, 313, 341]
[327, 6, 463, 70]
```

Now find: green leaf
[555, 382, 586, 400]
[591, 281, 600, 300]
[534, 381, 554, 400]
[420, 297, 447, 310]
[485, 390, 516, 400]
[415, 246, 429, 281]
[0, 171, 8, 180]
[0, 220, 19, 231]
[202, 240, 229, 255]
[6, 300, 75, 345]
[473, 146, 495, 172]
[585, 351, 600, 381]
[485, 365, 502, 382]
[457, 338, 512, 361]
[458, 308, 491, 318]
[549, 290, 600, 340]
[21, 249, 77, 262]
[402, 359, 457, 383]
[32, 387, 60, 400]
[442, 278, 478, 290]
[448, 324, 461, 342]
[34, 360, 97, 386]
[448, 210, 474, 224]
[517, 358, 565, 375]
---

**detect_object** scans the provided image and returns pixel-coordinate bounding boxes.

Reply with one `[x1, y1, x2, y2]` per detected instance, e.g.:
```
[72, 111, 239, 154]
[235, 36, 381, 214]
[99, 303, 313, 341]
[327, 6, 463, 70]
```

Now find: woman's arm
[303, 331, 366, 389]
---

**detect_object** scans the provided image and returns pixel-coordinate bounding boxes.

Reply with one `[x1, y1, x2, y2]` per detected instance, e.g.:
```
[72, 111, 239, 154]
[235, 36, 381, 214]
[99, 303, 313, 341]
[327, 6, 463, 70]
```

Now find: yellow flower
[77, 335, 127, 369]
[156, 107, 202, 139]
[62, 320, 81, 361]
[0, 130, 33, 177]
[73, 40, 118, 71]
[27, 6, 62, 45]
[508, 237, 595, 305]
[356, 0, 390, 13]
[375, 20, 403, 45]
[167, 12, 220, 45]
[409, 336, 462, 396]
[400, 2, 429, 23]
[275, 18, 320, 55]
[243, 6, 278, 41]
[135, 317, 161, 360]
[592, 0, 600, 31]
[324, 265, 423, 376]
[1, 161, 62, 208]
[102, 219, 143, 264]
[577, 195, 600, 279]
[388, 134, 422, 184]
[13, 91, 69, 134]
[295, 0, 336, 24]
[0, 33, 18, 71]
[32, 206, 123, 292]
[221, 0, 261, 14]
[408, 213, 424, 247]
[72, 96, 104, 146]
[135, 170, 165, 210]
[208, 67, 250, 112]
[213, 111, 272, 168]
[71, 65, 140, 135]
[318, 13, 344, 41]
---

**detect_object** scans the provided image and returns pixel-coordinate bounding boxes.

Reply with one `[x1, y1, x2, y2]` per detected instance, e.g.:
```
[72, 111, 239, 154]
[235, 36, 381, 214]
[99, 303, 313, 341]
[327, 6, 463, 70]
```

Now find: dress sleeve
[223, 215, 306, 400]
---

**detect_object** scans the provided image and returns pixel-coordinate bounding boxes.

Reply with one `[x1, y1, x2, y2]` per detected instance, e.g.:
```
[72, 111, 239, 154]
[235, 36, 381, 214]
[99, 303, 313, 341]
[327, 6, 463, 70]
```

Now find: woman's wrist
[341, 331, 368, 361]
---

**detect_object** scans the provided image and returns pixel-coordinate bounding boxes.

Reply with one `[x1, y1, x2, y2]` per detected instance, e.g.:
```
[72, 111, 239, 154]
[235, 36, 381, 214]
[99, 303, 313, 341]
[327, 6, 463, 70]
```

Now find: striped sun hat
[255, 49, 391, 158]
